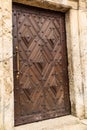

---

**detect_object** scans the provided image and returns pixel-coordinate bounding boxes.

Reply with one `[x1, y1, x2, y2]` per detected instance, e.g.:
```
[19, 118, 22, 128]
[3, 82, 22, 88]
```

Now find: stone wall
[78, 0, 87, 118]
[65, 9, 84, 118]
[0, 0, 87, 130]
[0, 1, 14, 130]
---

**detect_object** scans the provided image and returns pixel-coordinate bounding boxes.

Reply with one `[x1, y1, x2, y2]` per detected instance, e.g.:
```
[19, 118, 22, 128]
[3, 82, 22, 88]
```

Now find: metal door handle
[16, 46, 19, 79]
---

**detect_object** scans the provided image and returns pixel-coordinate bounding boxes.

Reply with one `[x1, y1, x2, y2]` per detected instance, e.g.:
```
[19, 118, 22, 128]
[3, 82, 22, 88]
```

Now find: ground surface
[15, 115, 87, 130]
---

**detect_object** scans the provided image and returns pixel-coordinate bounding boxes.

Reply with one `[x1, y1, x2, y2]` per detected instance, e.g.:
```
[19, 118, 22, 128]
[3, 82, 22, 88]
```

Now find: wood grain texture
[13, 3, 71, 126]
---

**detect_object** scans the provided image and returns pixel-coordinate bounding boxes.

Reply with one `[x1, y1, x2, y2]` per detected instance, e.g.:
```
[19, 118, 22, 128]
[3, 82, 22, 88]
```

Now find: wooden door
[13, 3, 71, 126]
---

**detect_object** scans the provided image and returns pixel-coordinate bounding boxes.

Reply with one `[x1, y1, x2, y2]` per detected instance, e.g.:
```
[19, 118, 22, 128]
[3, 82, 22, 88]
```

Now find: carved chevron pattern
[13, 4, 71, 126]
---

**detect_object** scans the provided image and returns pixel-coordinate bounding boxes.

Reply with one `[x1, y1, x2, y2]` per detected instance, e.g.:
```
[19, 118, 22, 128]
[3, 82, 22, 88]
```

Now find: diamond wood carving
[13, 3, 71, 126]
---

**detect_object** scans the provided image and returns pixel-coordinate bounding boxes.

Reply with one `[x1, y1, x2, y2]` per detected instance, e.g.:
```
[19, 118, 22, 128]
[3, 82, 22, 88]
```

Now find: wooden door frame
[0, 0, 85, 130]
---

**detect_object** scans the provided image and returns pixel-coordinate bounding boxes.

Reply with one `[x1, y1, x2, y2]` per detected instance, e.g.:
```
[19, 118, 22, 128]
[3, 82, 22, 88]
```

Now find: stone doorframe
[0, 0, 87, 130]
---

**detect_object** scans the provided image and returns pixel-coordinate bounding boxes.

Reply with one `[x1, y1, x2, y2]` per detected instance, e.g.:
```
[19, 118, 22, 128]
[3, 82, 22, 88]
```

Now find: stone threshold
[81, 119, 87, 125]
[14, 115, 87, 130]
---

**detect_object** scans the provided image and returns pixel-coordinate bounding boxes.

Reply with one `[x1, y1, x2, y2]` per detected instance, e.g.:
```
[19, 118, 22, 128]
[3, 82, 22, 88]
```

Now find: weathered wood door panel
[13, 3, 71, 126]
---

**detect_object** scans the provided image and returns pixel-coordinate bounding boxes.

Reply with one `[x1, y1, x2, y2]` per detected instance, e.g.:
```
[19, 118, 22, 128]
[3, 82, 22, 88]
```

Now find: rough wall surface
[79, 10, 87, 118]
[0, 0, 87, 130]
[0, 0, 14, 130]
[0, 1, 3, 129]
[65, 9, 84, 118]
